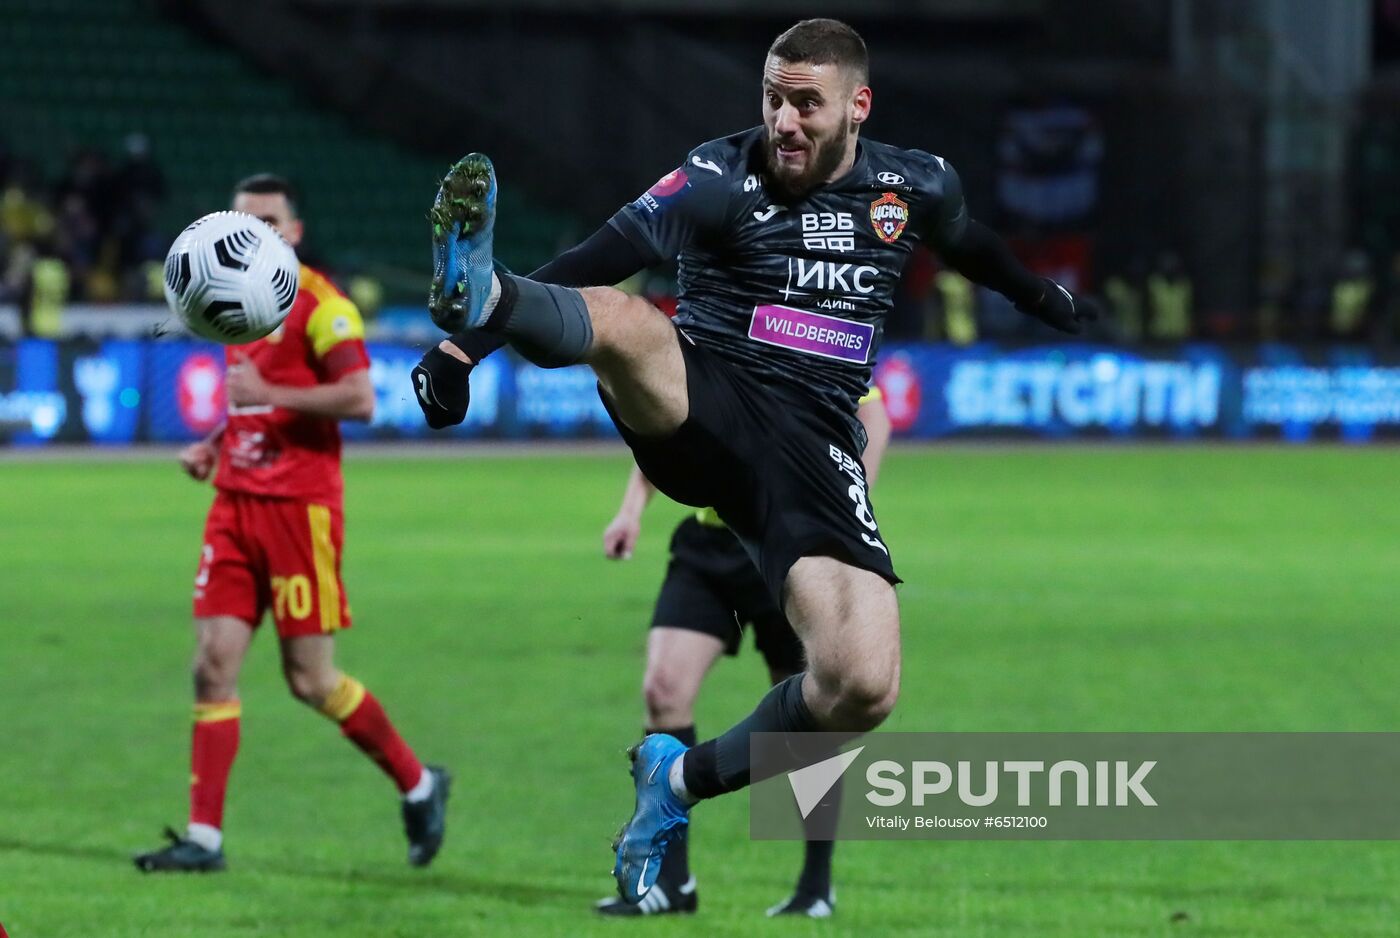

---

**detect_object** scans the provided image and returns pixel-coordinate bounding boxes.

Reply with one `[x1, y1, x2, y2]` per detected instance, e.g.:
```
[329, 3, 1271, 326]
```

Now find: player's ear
[284, 218, 305, 248]
[850, 83, 872, 127]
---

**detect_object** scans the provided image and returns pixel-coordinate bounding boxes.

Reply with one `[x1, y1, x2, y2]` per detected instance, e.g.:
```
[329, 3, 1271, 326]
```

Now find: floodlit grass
[2, 446, 1397, 936]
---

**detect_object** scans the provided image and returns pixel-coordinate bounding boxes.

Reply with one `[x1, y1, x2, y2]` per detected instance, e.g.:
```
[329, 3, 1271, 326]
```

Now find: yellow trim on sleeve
[859, 386, 883, 405]
[304, 295, 365, 359]
[307, 504, 342, 632]
[299, 268, 364, 359]
[319, 675, 366, 722]
[193, 701, 242, 723]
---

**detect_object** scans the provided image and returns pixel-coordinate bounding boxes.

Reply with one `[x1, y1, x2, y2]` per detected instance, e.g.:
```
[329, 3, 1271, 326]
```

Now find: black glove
[1016, 277, 1099, 335]
[411, 345, 473, 429]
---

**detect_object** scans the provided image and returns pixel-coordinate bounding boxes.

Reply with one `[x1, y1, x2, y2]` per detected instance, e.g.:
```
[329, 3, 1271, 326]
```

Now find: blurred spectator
[1327, 249, 1375, 341]
[1, 164, 54, 246]
[56, 148, 117, 233]
[1102, 255, 1146, 343]
[115, 133, 167, 212]
[24, 242, 71, 338]
[1146, 252, 1192, 342]
[1, 161, 54, 309]
[934, 269, 977, 346]
[2, 237, 37, 306]
[116, 194, 167, 297]
[0, 136, 173, 309]
[53, 192, 101, 298]
[348, 274, 384, 319]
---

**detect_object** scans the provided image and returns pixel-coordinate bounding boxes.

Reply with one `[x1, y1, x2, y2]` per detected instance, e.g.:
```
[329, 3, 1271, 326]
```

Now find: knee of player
[830, 668, 900, 730]
[862, 679, 900, 727]
[584, 289, 667, 353]
[642, 665, 694, 719]
[284, 665, 338, 707]
[578, 285, 637, 318]
[845, 680, 901, 722]
[192, 650, 238, 699]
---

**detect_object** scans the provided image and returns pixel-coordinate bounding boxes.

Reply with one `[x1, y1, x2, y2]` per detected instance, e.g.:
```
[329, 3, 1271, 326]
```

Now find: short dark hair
[232, 173, 298, 216]
[768, 19, 868, 84]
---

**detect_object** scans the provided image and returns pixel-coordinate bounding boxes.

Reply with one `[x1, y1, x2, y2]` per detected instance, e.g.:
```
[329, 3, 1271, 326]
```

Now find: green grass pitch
[1, 446, 1398, 937]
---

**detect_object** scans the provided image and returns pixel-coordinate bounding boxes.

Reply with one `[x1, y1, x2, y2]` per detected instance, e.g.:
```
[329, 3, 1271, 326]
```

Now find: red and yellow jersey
[213, 264, 370, 504]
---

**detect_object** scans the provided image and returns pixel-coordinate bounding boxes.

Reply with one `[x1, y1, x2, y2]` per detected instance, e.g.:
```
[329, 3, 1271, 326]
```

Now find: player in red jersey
[135, 175, 449, 873]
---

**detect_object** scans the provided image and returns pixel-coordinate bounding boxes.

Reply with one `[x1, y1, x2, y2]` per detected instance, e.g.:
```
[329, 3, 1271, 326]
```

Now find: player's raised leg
[280, 635, 451, 867]
[615, 559, 898, 901]
[135, 615, 251, 872]
[428, 154, 688, 438]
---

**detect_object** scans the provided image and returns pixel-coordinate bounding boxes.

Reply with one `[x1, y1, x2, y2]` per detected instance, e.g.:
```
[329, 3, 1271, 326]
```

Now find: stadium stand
[0, 0, 575, 309]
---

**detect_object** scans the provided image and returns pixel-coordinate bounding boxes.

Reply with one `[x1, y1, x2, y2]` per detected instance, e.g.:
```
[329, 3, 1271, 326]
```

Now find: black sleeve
[915, 156, 1039, 306]
[920, 159, 970, 250]
[446, 223, 649, 361]
[606, 159, 732, 265]
[938, 218, 1044, 308]
[527, 223, 648, 286]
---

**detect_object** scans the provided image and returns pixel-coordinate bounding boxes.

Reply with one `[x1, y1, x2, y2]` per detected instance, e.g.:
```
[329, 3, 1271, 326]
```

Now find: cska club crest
[869, 191, 909, 243]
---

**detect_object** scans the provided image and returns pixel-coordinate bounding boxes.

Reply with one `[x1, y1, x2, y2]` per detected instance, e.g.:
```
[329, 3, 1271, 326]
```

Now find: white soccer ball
[162, 211, 300, 344]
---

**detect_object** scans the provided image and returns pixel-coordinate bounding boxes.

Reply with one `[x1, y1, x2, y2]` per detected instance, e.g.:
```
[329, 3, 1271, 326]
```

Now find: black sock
[646, 724, 697, 887]
[682, 674, 820, 800]
[480, 273, 593, 368]
[796, 775, 839, 898]
[447, 329, 507, 365]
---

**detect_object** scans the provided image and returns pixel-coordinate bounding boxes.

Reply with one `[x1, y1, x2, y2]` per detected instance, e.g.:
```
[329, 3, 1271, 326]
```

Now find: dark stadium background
[3, 0, 1398, 444]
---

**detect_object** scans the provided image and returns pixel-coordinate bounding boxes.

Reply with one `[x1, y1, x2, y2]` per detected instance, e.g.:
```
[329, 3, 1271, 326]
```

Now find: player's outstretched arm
[602, 463, 657, 560]
[857, 394, 892, 487]
[940, 219, 1097, 334]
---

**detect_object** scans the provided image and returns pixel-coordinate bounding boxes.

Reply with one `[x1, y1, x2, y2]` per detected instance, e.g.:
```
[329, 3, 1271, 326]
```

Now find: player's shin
[680, 674, 821, 800]
[318, 675, 428, 797]
[189, 701, 241, 847]
[478, 273, 594, 368]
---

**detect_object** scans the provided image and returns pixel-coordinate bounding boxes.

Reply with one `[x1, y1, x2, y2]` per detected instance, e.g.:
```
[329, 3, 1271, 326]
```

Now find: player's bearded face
[762, 59, 862, 200]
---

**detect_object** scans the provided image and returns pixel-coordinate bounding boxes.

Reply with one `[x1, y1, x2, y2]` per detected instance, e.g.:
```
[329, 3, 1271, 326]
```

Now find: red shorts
[193, 489, 352, 637]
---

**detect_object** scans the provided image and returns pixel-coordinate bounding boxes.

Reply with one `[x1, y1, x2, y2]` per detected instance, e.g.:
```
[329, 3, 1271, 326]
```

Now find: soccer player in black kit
[413, 18, 1095, 907]
[589, 387, 887, 918]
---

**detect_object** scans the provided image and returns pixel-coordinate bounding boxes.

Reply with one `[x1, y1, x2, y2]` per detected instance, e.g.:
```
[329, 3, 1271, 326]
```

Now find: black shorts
[650, 517, 805, 675]
[601, 331, 899, 606]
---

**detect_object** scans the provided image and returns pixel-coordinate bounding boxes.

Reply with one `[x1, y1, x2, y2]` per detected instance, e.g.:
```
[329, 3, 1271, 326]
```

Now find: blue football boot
[428, 153, 498, 332]
[612, 734, 691, 904]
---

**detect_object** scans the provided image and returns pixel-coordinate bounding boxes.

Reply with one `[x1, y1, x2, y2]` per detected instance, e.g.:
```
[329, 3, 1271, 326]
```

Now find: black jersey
[609, 126, 967, 436]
